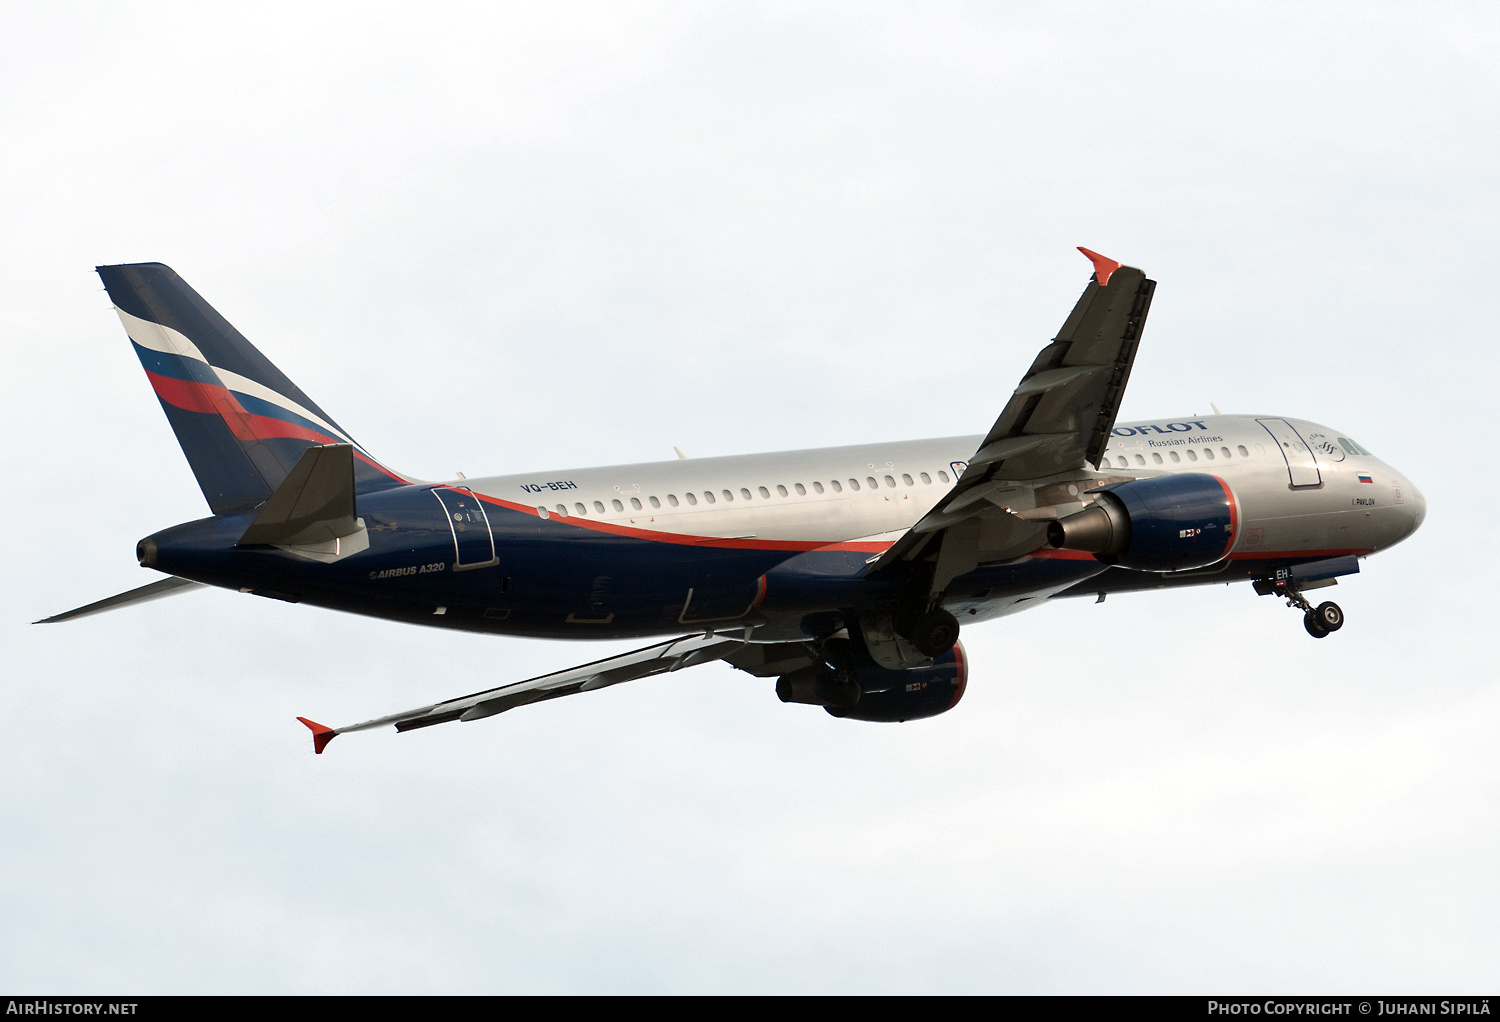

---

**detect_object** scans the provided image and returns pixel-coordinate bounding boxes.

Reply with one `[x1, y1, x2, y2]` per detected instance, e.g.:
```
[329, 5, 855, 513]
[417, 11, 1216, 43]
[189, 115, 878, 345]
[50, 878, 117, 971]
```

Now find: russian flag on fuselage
[97, 263, 405, 514]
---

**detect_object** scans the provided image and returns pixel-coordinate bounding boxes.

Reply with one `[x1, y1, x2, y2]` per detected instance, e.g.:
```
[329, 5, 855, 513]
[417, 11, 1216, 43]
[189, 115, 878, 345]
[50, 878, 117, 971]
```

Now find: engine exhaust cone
[1048, 498, 1130, 559]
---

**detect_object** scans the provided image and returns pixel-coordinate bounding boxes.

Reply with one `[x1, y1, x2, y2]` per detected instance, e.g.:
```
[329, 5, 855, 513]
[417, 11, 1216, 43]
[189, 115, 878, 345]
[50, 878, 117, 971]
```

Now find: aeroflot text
[1113, 421, 1210, 436]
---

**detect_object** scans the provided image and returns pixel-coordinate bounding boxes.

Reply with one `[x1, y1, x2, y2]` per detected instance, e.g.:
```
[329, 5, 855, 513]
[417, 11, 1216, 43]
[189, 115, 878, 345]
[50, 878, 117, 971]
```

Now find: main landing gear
[893, 606, 960, 657]
[1256, 573, 1344, 639]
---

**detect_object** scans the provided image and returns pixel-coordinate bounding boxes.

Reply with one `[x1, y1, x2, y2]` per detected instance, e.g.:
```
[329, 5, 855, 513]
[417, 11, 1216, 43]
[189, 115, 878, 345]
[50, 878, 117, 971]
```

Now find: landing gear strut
[1262, 573, 1344, 639]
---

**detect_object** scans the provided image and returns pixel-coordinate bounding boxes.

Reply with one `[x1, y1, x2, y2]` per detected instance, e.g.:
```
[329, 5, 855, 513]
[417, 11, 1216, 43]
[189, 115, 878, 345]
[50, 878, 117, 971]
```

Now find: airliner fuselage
[137, 413, 1423, 641]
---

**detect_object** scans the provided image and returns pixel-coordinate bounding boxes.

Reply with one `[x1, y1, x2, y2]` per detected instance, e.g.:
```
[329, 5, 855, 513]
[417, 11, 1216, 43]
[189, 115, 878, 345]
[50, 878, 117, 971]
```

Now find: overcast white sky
[2, 1, 1497, 993]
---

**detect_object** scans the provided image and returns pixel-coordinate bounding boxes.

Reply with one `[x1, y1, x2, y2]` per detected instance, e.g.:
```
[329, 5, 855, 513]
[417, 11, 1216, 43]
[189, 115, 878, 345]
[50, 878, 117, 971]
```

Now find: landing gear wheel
[1313, 601, 1343, 632]
[910, 608, 960, 657]
[1303, 611, 1330, 638]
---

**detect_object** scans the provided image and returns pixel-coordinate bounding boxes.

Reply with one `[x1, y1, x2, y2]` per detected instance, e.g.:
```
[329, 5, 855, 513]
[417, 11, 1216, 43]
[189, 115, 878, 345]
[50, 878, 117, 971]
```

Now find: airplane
[38, 249, 1427, 754]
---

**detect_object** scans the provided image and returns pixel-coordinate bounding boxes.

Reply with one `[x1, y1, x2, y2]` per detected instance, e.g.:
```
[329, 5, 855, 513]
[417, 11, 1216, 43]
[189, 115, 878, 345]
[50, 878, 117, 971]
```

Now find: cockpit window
[1337, 437, 1373, 456]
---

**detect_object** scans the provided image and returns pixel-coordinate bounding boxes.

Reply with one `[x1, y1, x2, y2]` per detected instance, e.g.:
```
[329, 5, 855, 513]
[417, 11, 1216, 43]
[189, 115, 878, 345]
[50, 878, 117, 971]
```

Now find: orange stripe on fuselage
[466, 489, 895, 553]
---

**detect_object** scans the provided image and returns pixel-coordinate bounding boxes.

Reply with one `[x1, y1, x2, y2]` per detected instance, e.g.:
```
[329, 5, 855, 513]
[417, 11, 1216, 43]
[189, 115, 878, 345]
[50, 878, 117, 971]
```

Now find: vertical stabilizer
[98, 263, 405, 513]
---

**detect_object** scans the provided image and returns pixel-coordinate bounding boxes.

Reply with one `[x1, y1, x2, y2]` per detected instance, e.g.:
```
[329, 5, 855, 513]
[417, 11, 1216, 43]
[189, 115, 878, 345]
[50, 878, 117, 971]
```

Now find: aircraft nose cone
[1406, 481, 1427, 533]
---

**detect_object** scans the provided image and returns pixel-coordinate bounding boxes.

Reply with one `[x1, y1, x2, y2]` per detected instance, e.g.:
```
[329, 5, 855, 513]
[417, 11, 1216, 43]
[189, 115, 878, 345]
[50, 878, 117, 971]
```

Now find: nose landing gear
[1258, 573, 1344, 638]
[1303, 601, 1344, 638]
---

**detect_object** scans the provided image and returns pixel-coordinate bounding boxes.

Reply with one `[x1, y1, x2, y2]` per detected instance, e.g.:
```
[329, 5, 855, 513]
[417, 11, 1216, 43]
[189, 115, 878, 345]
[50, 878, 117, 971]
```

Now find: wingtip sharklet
[296, 716, 337, 755]
[1077, 247, 1124, 287]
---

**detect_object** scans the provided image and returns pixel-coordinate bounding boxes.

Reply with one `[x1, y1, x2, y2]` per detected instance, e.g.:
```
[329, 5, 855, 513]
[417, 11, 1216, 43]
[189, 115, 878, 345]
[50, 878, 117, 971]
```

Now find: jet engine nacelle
[776, 640, 968, 723]
[1047, 472, 1236, 572]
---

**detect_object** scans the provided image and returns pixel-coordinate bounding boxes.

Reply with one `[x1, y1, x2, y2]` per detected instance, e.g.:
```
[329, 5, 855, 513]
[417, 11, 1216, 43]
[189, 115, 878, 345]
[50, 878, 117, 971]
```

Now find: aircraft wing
[871, 249, 1155, 588]
[298, 630, 751, 753]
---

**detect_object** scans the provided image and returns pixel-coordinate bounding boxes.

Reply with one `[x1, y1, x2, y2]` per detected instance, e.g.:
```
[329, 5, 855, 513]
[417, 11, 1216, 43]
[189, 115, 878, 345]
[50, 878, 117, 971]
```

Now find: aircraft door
[1257, 418, 1322, 488]
[431, 487, 499, 570]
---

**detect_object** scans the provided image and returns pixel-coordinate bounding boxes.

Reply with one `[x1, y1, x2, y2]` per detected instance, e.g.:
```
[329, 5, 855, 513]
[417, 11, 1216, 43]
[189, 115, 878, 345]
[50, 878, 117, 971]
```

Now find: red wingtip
[1077, 247, 1123, 287]
[296, 716, 337, 755]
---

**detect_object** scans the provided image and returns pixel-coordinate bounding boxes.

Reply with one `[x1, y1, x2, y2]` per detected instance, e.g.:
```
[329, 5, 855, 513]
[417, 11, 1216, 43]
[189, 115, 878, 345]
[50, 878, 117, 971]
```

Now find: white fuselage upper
[459, 414, 1425, 563]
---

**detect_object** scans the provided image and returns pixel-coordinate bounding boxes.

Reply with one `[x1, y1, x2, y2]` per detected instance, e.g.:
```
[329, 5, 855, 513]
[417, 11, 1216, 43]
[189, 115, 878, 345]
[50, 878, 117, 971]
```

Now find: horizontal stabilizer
[34, 575, 205, 624]
[239, 444, 360, 547]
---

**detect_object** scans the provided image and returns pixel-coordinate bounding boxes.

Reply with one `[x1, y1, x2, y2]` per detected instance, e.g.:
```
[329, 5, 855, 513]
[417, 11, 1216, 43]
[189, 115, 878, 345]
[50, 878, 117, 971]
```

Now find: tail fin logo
[99, 262, 406, 513]
[120, 308, 357, 449]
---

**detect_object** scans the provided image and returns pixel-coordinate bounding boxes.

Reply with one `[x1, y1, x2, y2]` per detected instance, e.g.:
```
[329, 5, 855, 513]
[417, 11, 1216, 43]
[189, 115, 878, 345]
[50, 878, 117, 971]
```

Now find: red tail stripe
[146, 369, 410, 485]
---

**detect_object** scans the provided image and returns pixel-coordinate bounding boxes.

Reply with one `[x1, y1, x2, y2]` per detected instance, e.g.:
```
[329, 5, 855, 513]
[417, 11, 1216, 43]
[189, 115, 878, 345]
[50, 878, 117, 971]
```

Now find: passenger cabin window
[743, 488, 754, 500]
[811, 482, 822, 494]
[902, 473, 913, 486]
[789, 484, 801, 496]
[867, 477, 878, 489]
[938, 471, 950, 483]
[1152, 453, 1163, 464]
[667, 494, 679, 507]
[1221, 447, 1231, 459]
[575, 502, 587, 515]
[1203, 448, 1215, 460]
[1237, 445, 1249, 457]
[594, 500, 606, 513]
[704, 491, 716, 504]
[723, 489, 734, 502]
[556, 504, 567, 515]
[1186, 450, 1198, 462]
[1116, 456, 1128, 468]
[1169, 451, 1181, 463]
[630, 497, 642, 510]
[685, 493, 698, 506]
[920, 472, 932, 484]
[849, 479, 861, 491]
[884, 475, 896, 487]
[649, 496, 660, 508]
[1134, 454, 1145, 465]
[612, 499, 624, 511]
[830, 480, 842, 492]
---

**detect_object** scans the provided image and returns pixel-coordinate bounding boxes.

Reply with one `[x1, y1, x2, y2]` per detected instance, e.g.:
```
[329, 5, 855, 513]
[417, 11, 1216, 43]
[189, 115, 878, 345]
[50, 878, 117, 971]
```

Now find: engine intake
[1048, 472, 1236, 572]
